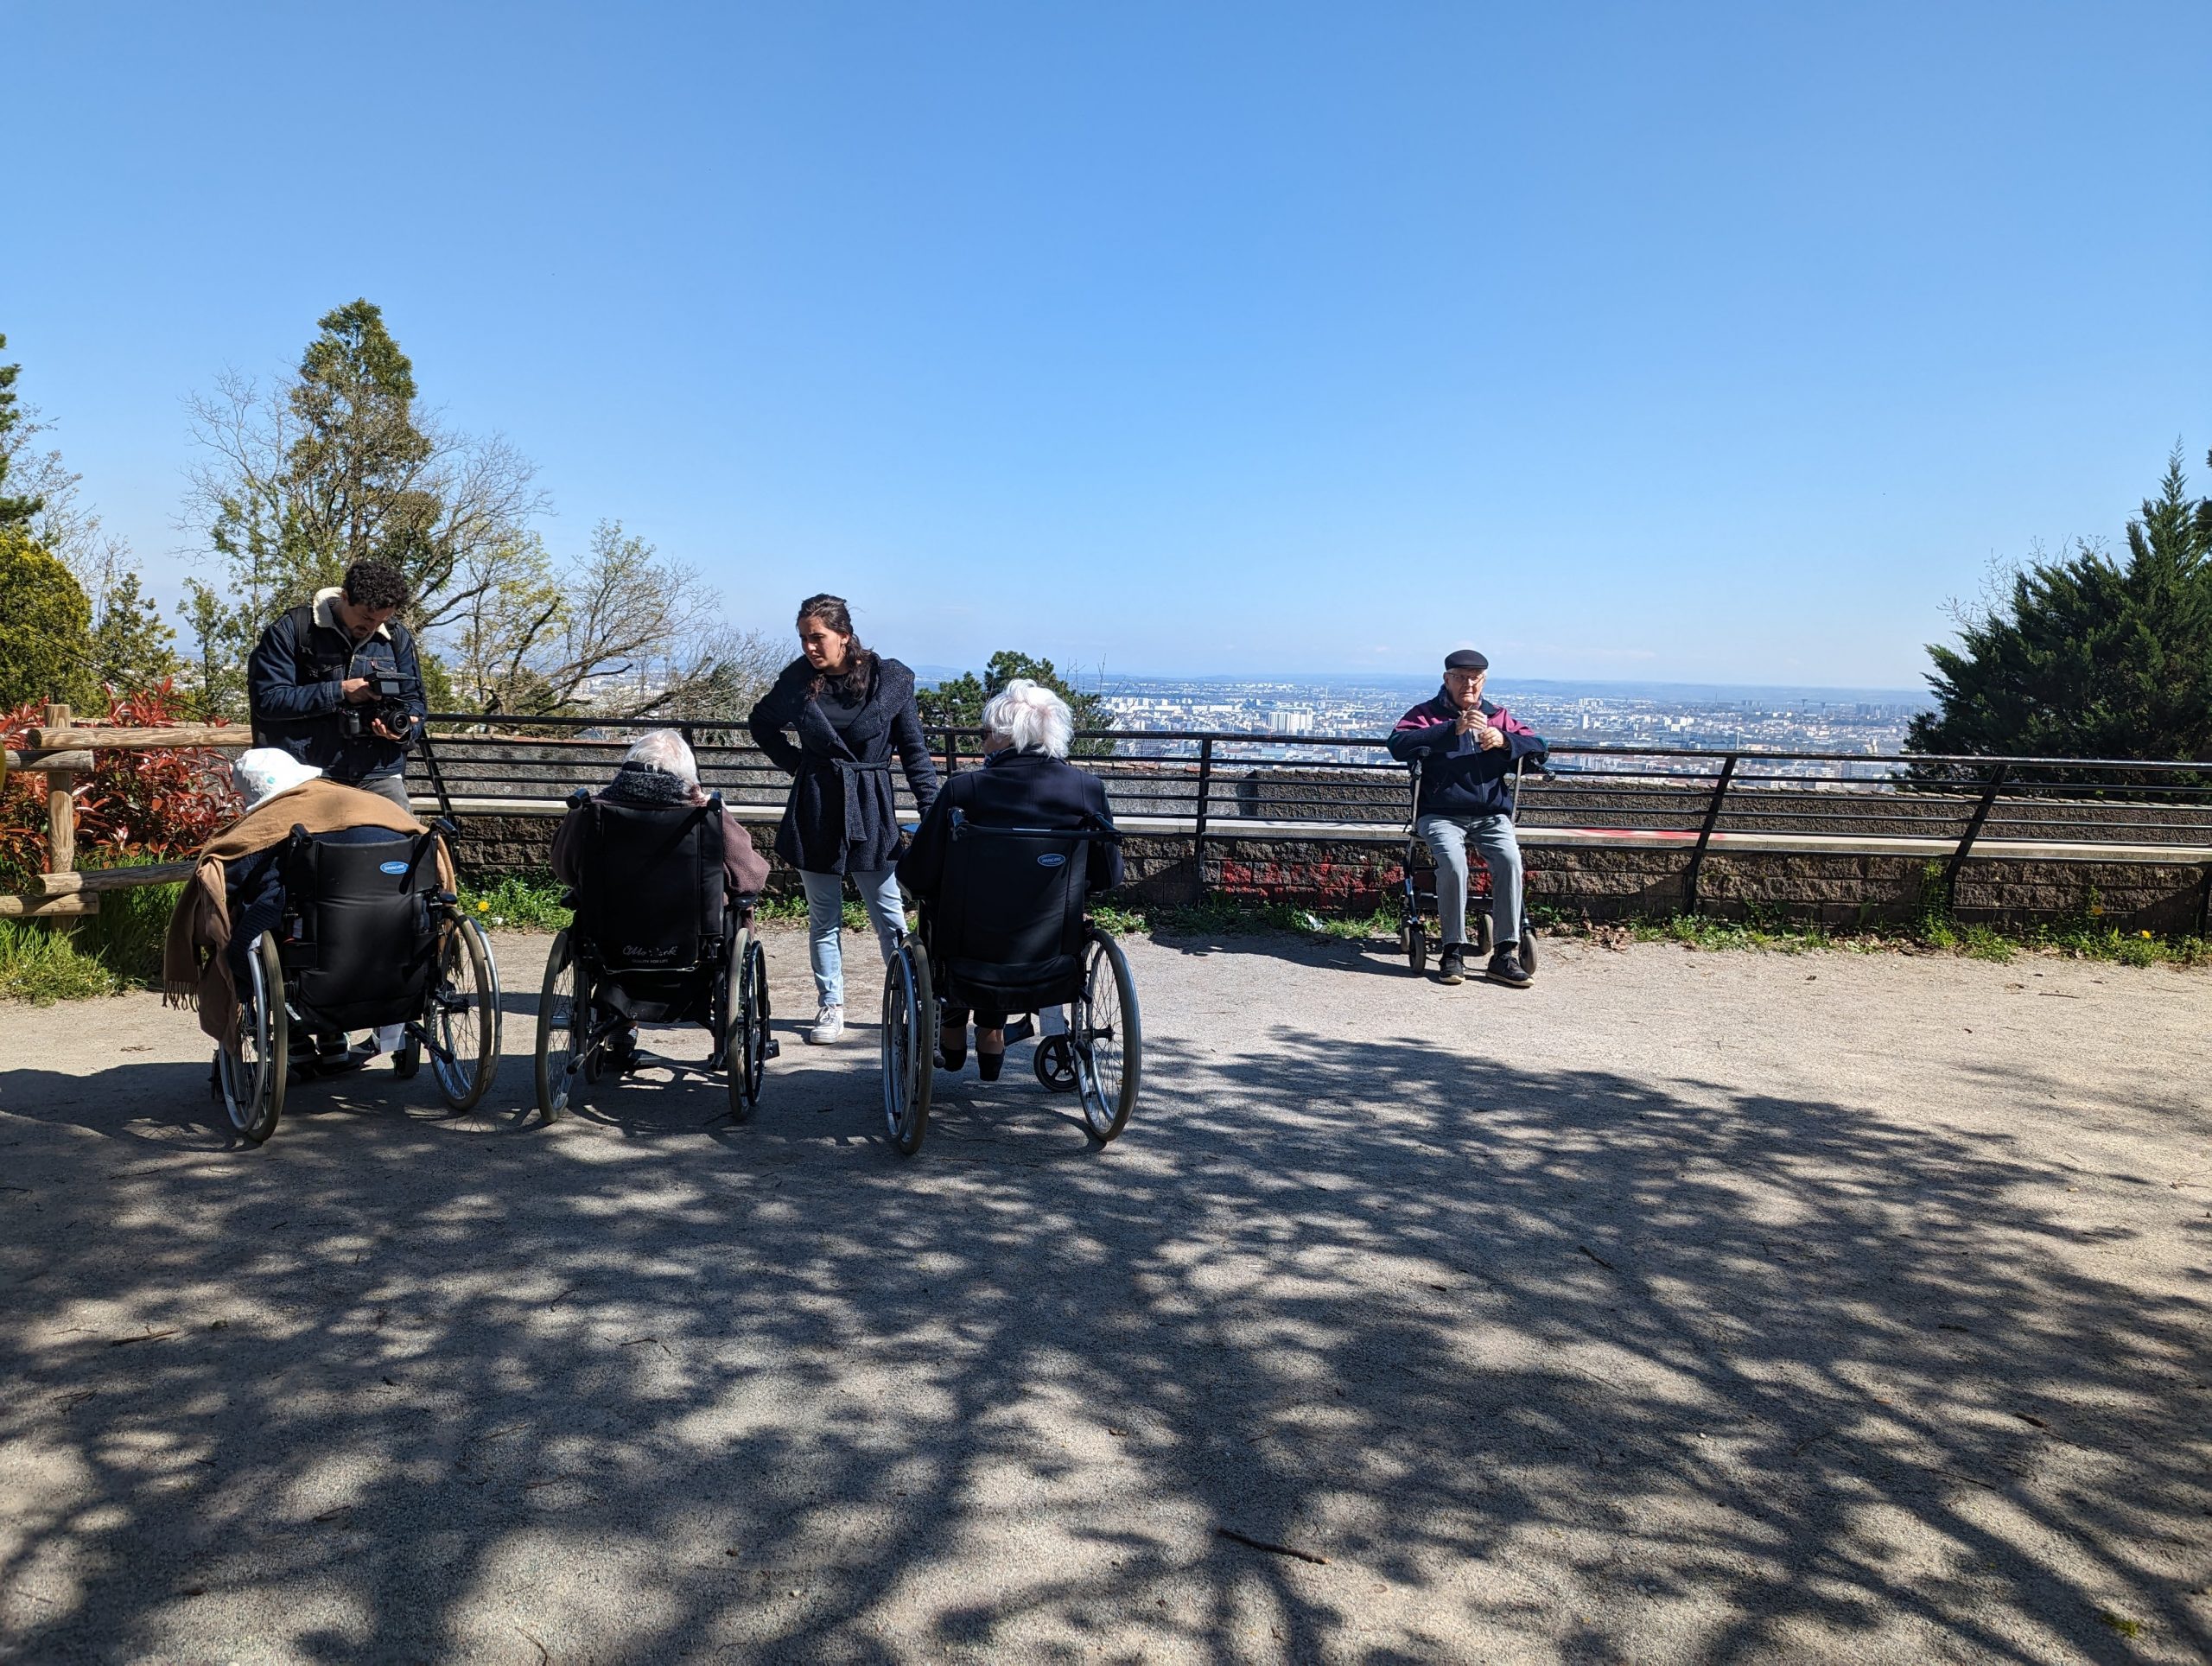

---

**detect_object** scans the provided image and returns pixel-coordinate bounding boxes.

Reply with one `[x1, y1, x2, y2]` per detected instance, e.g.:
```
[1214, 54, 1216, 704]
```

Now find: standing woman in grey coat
[748, 595, 940, 1044]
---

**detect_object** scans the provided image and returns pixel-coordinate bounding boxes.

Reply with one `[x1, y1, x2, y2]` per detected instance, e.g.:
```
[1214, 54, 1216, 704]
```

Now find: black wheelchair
[532, 791, 775, 1122]
[217, 819, 501, 1144]
[880, 812, 1139, 1156]
[1397, 754, 1541, 976]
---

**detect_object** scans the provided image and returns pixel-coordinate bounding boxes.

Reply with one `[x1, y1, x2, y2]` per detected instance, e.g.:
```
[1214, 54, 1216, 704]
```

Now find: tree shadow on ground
[2, 1018, 2206, 1662]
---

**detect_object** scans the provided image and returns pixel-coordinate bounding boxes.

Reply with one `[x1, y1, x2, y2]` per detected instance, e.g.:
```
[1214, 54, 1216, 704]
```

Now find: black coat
[748, 655, 940, 875]
[898, 747, 1123, 903]
[246, 595, 428, 782]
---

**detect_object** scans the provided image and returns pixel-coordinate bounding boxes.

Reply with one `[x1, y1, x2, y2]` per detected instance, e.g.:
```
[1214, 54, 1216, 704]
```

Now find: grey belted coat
[747, 655, 940, 876]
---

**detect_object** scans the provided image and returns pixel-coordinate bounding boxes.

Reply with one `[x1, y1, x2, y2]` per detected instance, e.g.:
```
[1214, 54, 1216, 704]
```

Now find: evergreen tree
[88, 570, 184, 695]
[0, 334, 43, 528]
[1908, 447, 2212, 763]
[0, 530, 97, 709]
[925, 651, 1113, 755]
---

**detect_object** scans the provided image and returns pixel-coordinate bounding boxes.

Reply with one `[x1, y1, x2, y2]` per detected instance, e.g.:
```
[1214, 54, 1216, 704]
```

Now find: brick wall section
[449, 813, 2209, 933]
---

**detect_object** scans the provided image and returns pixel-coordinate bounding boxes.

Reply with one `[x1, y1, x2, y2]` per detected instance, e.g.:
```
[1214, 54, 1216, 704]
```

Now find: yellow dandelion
[477, 900, 490, 912]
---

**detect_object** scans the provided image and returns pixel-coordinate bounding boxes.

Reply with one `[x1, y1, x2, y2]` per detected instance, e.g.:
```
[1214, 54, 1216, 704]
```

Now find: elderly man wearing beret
[1386, 649, 1548, 987]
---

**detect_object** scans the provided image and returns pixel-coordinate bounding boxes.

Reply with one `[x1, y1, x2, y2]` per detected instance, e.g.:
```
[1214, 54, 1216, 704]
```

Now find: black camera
[343, 670, 414, 742]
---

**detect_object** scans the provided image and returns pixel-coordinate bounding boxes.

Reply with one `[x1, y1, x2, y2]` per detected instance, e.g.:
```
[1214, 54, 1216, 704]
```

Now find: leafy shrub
[0, 683, 238, 883]
[0, 530, 97, 711]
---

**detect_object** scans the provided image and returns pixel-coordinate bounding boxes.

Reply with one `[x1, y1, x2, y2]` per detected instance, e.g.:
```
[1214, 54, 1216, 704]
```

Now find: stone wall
[448, 811, 2209, 934]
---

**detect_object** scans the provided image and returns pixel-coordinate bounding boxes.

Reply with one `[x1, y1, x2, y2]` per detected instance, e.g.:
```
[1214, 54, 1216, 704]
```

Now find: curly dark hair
[342, 559, 410, 613]
[797, 593, 876, 703]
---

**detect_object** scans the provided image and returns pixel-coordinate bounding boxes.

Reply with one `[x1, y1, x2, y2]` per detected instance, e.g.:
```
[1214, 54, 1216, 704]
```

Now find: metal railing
[5, 709, 2208, 924]
[410, 713, 2212, 918]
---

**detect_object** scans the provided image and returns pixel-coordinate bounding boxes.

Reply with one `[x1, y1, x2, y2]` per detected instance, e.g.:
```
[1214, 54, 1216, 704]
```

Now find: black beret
[1443, 649, 1489, 673]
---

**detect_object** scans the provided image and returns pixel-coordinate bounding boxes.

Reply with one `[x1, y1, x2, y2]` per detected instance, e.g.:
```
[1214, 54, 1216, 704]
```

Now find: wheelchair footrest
[763, 1039, 781, 1059]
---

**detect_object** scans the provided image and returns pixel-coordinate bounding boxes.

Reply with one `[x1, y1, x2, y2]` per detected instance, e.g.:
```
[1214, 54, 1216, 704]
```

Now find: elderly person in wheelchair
[164, 748, 499, 1143]
[885, 680, 1138, 1154]
[536, 729, 775, 1122]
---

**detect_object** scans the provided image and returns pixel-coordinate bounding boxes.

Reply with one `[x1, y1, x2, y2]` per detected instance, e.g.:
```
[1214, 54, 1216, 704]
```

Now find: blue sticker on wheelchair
[378, 860, 410, 875]
[1036, 852, 1067, 868]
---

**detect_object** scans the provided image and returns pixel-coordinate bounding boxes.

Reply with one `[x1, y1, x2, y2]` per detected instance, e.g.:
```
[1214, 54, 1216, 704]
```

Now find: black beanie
[1443, 649, 1489, 673]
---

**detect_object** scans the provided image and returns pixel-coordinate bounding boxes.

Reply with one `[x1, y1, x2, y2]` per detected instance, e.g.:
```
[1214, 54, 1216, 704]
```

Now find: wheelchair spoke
[1073, 932, 1140, 1143]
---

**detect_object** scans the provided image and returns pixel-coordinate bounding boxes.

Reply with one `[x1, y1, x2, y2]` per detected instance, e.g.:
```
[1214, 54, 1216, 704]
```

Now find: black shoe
[1487, 944, 1532, 988]
[977, 1046, 1006, 1082]
[938, 1027, 967, 1071]
[1437, 944, 1466, 985]
[606, 1027, 639, 1074]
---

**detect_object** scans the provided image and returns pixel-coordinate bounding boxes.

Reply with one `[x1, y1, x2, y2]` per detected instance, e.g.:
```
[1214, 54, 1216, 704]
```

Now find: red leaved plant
[0, 684, 241, 884]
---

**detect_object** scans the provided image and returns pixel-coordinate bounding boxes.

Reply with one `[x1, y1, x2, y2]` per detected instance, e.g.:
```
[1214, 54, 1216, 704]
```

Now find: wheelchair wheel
[880, 942, 934, 1155]
[429, 916, 500, 1112]
[535, 928, 582, 1122]
[218, 932, 289, 1144]
[1072, 928, 1140, 1143]
[728, 930, 770, 1122]
[1034, 1033, 1079, 1093]
[1405, 919, 1427, 976]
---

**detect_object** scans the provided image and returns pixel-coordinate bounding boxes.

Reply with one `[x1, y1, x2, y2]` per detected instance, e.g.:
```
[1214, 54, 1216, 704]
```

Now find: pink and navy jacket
[1387, 690, 1548, 817]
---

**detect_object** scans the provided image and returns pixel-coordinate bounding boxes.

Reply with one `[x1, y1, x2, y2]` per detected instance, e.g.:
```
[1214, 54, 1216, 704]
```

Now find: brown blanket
[163, 780, 454, 1049]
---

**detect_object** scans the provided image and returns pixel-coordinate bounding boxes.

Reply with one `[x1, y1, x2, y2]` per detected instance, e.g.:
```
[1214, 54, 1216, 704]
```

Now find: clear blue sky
[8, 1, 2208, 687]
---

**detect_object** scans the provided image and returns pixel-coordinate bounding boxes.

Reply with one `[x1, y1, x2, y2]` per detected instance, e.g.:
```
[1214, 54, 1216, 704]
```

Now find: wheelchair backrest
[929, 811, 1103, 1011]
[571, 794, 726, 973]
[279, 824, 443, 1031]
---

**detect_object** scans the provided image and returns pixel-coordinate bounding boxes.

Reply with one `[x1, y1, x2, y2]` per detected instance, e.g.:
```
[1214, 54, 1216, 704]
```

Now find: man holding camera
[246, 559, 426, 811]
[1388, 648, 1548, 988]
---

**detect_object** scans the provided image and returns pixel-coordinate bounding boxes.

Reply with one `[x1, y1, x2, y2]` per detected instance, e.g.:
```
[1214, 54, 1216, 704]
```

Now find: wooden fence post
[43, 703, 75, 879]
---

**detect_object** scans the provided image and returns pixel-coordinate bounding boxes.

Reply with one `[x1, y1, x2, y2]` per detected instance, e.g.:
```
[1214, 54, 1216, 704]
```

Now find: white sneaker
[807, 1002, 846, 1045]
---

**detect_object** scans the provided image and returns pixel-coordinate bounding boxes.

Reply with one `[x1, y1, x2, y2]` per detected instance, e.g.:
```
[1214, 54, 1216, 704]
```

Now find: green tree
[181, 577, 252, 721]
[182, 302, 756, 722]
[925, 651, 1113, 755]
[0, 333, 44, 528]
[0, 530, 97, 709]
[88, 570, 183, 695]
[1909, 446, 2212, 763]
[183, 299, 548, 687]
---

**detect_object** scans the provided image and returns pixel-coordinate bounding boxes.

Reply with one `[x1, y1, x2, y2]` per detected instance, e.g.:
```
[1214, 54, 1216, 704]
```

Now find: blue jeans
[1414, 811, 1523, 950]
[800, 867, 906, 1006]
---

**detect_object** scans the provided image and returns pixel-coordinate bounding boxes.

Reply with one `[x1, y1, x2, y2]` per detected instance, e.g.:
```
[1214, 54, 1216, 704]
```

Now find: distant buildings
[1096, 677, 1926, 776]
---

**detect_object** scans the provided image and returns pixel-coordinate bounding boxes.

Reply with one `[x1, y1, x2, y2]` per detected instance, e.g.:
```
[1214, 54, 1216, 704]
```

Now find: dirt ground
[2, 925, 2208, 1663]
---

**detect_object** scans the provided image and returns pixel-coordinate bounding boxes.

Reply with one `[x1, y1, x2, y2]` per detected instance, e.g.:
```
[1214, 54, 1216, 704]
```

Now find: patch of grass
[0, 920, 120, 1004]
[751, 893, 880, 931]
[86, 878, 185, 986]
[1135, 896, 1399, 942]
[456, 874, 573, 932]
[1625, 912, 1828, 955]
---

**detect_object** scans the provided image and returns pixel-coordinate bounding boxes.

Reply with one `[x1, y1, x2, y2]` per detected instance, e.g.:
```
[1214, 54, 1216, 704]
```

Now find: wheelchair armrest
[566, 787, 592, 811]
[432, 816, 460, 838]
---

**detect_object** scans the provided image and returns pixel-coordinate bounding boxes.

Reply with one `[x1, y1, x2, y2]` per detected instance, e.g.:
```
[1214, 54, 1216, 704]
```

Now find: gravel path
[2, 927, 2207, 1663]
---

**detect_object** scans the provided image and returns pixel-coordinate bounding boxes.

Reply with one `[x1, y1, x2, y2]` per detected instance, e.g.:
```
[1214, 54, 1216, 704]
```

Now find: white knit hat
[232, 748, 323, 811]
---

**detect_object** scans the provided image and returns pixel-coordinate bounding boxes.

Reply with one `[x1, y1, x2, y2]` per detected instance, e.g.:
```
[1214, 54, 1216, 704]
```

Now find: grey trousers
[342, 772, 413, 811]
[1414, 811, 1523, 949]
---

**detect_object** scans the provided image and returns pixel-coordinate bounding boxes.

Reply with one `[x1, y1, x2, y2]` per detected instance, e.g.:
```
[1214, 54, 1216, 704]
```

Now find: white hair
[982, 679, 1075, 760]
[624, 729, 705, 799]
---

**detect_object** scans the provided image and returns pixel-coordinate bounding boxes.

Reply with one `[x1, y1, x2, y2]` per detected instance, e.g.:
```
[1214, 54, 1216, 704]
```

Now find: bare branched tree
[444, 520, 779, 720]
[181, 302, 768, 723]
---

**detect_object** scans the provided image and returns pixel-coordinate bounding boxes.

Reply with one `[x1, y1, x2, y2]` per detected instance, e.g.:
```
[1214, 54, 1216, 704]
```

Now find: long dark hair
[797, 594, 876, 703]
